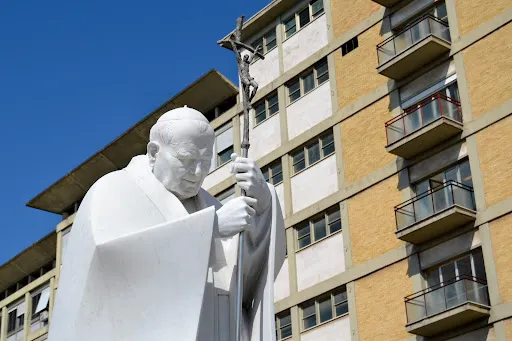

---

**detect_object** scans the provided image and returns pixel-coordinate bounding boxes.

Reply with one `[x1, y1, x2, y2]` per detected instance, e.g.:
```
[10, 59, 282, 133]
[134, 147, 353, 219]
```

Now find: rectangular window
[290, 130, 334, 174]
[295, 204, 342, 249]
[7, 300, 25, 335]
[254, 91, 279, 125]
[276, 310, 292, 340]
[211, 124, 234, 171]
[341, 36, 359, 56]
[283, 0, 324, 39]
[265, 30, 277, 51]
[300, 287, 348, 331]
[286, 58, 329, 104]
[263, 159, 283, 185]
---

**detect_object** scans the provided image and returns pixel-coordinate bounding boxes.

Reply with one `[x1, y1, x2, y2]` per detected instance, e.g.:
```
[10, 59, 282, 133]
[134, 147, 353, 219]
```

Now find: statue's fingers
[232, 162, 252, 174]
[235, 173, 252, 181]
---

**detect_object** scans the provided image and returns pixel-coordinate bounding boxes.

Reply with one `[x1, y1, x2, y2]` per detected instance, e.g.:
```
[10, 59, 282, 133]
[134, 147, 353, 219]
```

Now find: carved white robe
[48, 155, 286, 341]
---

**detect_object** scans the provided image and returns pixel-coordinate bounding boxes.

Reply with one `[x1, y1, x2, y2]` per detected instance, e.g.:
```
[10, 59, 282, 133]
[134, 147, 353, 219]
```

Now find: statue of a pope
[48, 106, 286, 341]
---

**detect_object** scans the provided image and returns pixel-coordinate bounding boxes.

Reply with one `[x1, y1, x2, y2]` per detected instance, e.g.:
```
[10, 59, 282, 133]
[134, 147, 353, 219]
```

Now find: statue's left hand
[230, 153, 271, 215]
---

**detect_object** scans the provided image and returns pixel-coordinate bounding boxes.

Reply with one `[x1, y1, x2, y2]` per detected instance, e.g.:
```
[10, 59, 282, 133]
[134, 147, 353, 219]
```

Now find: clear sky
[0, 0, 270, 265]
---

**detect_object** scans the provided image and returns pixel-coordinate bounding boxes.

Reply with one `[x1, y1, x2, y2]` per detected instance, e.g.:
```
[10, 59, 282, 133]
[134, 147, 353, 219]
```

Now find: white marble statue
[48, 107, 286, 341]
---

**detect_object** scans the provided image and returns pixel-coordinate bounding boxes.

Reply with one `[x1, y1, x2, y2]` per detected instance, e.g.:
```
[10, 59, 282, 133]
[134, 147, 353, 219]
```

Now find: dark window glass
[334, 291, 349, 316]
[292, 150, 306, 173]
[268, 93, 279, 116]
[328, 209, 342, 233]
[316, 60, 329, 84]
[302, 303, 316, 329]
[255, 101, 267, 124]
[288, 80, 301, 102]
[313, 217, 327, 240]
[218, 146, 234, 165]
[318, 296, 333, 323]
[7, 310, 16, 333]
[284, 16, 297, 37]
[341, 36, 359, 56]
[321, 133, 335, 156]
[265, 30, 277, 51]
[307, 141, 321, 165]
[297, 222, 311, 249]
[303, 71, 315, 94]
[311, 0, 324, 17]
[299, 8, 310, 28]
[271, 162, 283, 184]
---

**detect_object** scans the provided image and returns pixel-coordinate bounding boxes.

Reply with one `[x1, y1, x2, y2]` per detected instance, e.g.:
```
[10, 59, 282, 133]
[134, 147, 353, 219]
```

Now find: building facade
[1, 0, 511, 340]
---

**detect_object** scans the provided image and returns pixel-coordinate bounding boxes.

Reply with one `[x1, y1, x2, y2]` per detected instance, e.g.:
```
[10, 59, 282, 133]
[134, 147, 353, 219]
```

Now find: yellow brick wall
[505, 318, 512, 340]
[330, 0, 382, 39]
[476, 116, 512, 207]
[455, 0, 511, 36]
[348, 176, 404, 266]
[341, 97, 395, 184]
[335, 24, 389, 108]
[463, 24, 512, 119]
[355, 260, 412, 341]
[489, 213, 512, 304]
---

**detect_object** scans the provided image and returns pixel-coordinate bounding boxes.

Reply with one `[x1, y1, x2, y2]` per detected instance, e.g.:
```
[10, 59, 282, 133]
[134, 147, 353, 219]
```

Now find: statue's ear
[147, 141, 160, 166]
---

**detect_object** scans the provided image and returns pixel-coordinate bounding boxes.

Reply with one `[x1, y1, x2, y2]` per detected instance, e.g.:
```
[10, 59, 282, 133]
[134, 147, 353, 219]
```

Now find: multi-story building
[0, 0, 511, 340]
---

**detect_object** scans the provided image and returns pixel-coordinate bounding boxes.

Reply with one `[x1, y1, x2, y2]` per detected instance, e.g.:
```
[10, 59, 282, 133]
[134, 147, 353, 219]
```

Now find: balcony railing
[395, 181, 475, 230]
[386, 93, 462, 145]
[405, 276, 489, 324]
[377, 14, 451, 66]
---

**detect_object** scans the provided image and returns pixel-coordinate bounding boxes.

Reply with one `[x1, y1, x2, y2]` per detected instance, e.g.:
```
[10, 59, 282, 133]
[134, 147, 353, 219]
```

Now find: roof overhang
[27, 69, 238, 214]
[0, 231, 57, 292]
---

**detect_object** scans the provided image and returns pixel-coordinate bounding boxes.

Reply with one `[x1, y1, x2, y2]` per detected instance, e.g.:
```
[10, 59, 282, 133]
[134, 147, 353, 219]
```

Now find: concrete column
[479, 223, 501, 306]
[276, 18, 285, 76]
[286, 227, 299, 295]
[445, 0, 461, 41]
[22, 292, 31, 341]
[340, 200, 353, 269]
[281, 154, 293, 217]
[0, 306, 7, 341]
[333, 123, 345, 189]
[278, 86, 290, 145]
[327, 53, 339, 114]
[290, 305, 301, 341]
[324, 0, 335, 42]
[346, 282, 359, 341]
[49, 277, 56, 321]
[55, 230, 63, 285]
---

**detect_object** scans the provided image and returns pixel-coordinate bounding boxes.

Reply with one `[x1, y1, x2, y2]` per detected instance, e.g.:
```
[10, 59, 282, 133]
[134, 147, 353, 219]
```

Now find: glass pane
[271, 163, 283, 184]
[441, 262, 456, 282]
[335, 301, 348, 316]
[411, 17, 430, 43]
[313, 217, 327, 241]
[403, 108, 422, 135]
[272, 171, 283, 185]
[456, 254, 472, 277]
[303, 72, 315, 94]
[280, 324, 292, 339]
[262, 168, 270, 183]
[377, 39, 396, 64]
[432, 183, 453, 212]
[267, 94, 279, 115]
[328, 209, 341, 233]
[307, 141, 321, 165]
[334, 291, 347, 304]
[394, 29, 413, 55]
[465, 279, 489, 305]
[316, 61, 328, 84]
[396, 201, 416, 229]
[441, 96, 461, 122]
[425, 286, 446, 316]
[279, 313, 291, 327]
[292, 150, 305, 173]
[427, 269, 441, 287]
[318, 297, 333, 323]
[288, 80, 301, 102]
[445, 280, 466, 309]
[296, 222, 311, 249]
[218, 146, 234, 165]
[406, 296, 426, 323]
[413, 181, 434, 222]
[473, 249, 487, 280]
[302, 303, 316, 329]
[459, 161, 473, 187]
[265, 31, 277, 51]
[317, 72, 329, 85]
[421, 97, 440, 125]
[298, 8, 310, 28]
[255, 102, 266, 124]
[446, 82, 460, 102]
[284, 17, 296, 37]
[311, 0, 324, 17]
[436, 2, 448, 21]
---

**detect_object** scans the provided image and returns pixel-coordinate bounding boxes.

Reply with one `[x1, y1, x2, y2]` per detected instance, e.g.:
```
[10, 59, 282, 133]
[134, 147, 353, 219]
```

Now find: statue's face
[148, 121, 214, 200]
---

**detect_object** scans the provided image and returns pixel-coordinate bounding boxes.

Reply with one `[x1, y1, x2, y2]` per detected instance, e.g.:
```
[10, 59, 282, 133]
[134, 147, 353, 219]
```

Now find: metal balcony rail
[385, 93, 462, 145]
[395, 180, 475, 230]
[377, 14, 451, 65]
[405, 276, 489, 324]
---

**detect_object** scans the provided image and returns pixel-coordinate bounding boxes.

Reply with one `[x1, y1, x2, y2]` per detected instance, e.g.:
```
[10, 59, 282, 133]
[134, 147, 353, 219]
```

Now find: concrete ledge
[406, 302, 490, 337]
[378, 36, 452, 80]
[396, 205, 476, 244]
[386, 117, 463, 158]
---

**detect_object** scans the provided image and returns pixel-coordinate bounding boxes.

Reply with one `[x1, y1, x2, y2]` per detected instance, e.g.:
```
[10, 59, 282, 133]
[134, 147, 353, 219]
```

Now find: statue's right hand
[216, 196, 257, 237]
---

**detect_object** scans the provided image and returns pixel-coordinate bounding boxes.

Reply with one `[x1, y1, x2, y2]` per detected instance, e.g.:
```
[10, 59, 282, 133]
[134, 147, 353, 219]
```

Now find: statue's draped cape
[48, 155, 286, 341]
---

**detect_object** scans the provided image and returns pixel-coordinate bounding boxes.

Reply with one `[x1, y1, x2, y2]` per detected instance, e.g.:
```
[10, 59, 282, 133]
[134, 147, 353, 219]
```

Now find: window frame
[295, 205, 342, 250]
[286, 59, 329, 105]
[254, 91, 279, 126]
[275, 310, 293, 340]
[7, 299, 25, 336]
[290, 130, 335, 175]
[251, 27, 278, 63]
[212, 123, 234, 171]
[262, 159, 284, 185]
[283, 0, 325, 40]
[300, 287, 348, 331]
[341, 36, 359, 56]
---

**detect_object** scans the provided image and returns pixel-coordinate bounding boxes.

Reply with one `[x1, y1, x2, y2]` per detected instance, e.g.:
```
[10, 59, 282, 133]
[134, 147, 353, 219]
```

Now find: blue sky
[0, 0, 269, 264]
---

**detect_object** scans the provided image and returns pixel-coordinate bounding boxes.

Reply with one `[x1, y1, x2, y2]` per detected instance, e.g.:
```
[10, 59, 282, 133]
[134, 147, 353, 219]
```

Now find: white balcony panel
[275, 183, 286, 218]
[287, 81, 332, 140]
[203, 162, 232, 191]
[296, 232, 345, 291]
[241, 48, 280, 90]
[283, 15, 328, 72]
[239, 112, 281, 161]
[301, 315, 350, 341]
[274, 258, 290, 302]
[291, 155, 337, 213]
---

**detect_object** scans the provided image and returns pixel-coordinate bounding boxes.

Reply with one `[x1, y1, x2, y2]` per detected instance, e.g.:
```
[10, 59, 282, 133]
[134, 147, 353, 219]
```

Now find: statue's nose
[193, 160, 202, 175]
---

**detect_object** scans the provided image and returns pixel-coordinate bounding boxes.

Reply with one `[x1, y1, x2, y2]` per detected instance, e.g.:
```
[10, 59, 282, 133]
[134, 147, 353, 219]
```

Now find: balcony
[371, 0, 402, 7]
[377, 15, 451, 80]
[395, 181, 476, 244]
[385, 93, 463, 158]
[405, 277, 490, 337]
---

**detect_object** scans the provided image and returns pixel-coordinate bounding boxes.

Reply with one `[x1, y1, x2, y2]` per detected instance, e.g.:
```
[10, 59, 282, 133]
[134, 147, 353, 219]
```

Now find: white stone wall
[275, 183, 286, 218]
[202, 162, 232, 190]
[301, 315, 351, 341]
[286, 81, 332, 140]
[282, 14, 328, 72]
[241, 48, 280, 91]
[239, 111, 281, 161]
[291, 155, 338, 213]
[296, 232, 345, 291]
[274, 258, 290, 302]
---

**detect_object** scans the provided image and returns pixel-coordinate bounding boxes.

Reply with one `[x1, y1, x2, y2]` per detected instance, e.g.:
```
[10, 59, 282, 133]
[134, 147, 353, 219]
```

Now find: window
[290, 131, 334, 174]
[275, 310, 292, 340]
[216, 187, 235, 205]
[211, 124, 234, 171]
[295, 205, 341, 249]
[7, 300, 25, 337]
[300, 288, 348, 330]
[284, 0, 324, 39]
[341, 36, 359, 56]
[254, 92, 279, 124]
[251, 28, 277, 62]
[32, 286, 50, 320]
[426, 249, 486, 287]
[286, 59, 329, 103]
[204, 96, 237, 122]
[262, 160, 283, 185]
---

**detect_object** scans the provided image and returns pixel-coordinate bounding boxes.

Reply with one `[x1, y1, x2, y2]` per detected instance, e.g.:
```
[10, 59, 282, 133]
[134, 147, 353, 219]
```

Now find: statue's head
[243, 54, 250, 62]
[147, 106, 215, 200]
